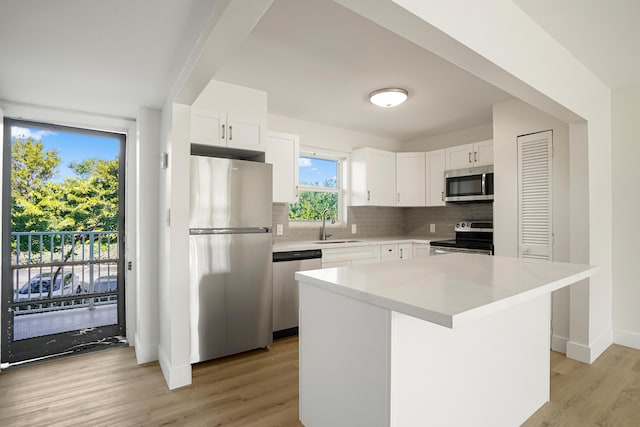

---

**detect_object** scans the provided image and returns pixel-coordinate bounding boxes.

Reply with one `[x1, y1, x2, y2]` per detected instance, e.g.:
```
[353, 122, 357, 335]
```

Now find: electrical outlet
[276, 224, 284, 236]
[351, 224, 357, 234]
[430, 224, 436, 233]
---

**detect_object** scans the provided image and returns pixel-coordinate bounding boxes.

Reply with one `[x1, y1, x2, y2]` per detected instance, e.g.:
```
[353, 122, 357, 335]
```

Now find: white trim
[613, 328, 640, 350]
[566, 329, 613, 364]
[134, 332, 158, 364]
[551, 333, 568, 354]
[158, 345, 192, 390]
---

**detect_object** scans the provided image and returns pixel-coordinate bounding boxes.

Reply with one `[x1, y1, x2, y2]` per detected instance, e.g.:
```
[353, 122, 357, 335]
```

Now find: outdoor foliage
[289, 191, 338, 221]
[11, 136, 119, 254]
[289, 177, 338, 221]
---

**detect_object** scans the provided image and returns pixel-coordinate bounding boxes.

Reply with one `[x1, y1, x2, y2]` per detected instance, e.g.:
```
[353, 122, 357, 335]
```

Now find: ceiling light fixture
[369, 88, 408, 108]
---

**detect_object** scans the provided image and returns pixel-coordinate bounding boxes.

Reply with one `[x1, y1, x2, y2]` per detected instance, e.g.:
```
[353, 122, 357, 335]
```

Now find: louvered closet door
[517, 131, 553, 260]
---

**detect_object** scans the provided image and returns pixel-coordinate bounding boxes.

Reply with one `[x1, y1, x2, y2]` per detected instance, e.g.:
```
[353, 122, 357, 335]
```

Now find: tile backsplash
[272, 203, 493, 242]
[403, 203, 493, 238]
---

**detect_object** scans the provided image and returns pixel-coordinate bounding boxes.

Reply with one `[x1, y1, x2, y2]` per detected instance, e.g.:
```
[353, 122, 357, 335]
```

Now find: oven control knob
[460, 223, 465, 228]
[455, 223, 460, 228]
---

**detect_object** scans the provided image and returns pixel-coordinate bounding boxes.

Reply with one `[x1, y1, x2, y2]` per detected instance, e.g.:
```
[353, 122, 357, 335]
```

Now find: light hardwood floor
[1, 337, 639, 426]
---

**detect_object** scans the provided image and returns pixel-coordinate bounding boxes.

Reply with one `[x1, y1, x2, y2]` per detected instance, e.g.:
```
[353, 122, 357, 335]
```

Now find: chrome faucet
[321, 208, 335, 240]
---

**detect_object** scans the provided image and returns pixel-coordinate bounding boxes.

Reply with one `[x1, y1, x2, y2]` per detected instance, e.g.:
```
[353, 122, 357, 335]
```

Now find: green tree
[11, 137, 62, 232]
[60, 158, 119, 231]
[289, 191, 338, 220]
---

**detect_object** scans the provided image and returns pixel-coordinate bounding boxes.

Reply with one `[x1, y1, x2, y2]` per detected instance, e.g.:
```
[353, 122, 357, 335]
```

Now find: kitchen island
[295, 253, 597, 427]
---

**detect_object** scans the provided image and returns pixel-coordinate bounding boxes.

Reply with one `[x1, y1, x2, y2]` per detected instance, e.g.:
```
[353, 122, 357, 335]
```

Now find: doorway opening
[2, 118, 127, 365]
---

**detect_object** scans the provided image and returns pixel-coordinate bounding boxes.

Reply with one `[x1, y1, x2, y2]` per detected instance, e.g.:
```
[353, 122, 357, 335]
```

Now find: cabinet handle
[368, 190, 371, 201]
[468, 152, 472, 163]
[295, 186, 299, 197]
[397, 192, 400, 202]
[229, 125, 233, 141]
[221, 124, 226, 140]
[400, 248, 404, 259]
[441, 191, 444, 202]
[474, 151, 477, 162]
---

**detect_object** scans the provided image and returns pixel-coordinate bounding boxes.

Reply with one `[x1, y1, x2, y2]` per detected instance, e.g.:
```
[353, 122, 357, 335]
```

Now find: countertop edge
[274, 237, 438, 252]
[295, 261, 599, 329]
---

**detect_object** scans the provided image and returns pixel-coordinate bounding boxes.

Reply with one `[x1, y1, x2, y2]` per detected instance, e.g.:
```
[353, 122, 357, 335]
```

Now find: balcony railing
[10, 231, 119, 316]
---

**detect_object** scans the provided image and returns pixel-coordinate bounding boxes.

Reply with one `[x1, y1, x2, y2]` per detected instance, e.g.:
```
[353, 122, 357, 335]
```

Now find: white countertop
[273, 236, 436, 252]
[295, 253, 597, 328]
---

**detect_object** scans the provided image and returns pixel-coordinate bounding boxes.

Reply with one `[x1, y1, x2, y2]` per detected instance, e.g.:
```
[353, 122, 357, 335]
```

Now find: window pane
[289, 191, 338, 221]
[299, 156, 338, 188]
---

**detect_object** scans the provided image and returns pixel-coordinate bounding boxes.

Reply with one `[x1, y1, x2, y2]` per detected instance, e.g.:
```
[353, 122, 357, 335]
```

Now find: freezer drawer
[189, 156, 272, 229]
[189, 232, 273, 363]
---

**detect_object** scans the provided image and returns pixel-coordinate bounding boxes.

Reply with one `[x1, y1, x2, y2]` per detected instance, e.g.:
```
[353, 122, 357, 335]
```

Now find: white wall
[493, 99, 571, 352]
[337, 0, 612, 363]
[401, 123, 493, 152]
[157, 102, 192, 389]
[268, 113, 400, 153]
[134, 107, 161, 363]
[612, 84, 640, 349]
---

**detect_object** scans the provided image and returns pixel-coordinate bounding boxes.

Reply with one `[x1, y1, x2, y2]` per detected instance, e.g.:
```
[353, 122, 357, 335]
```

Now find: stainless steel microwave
[444, 165, 494, 202]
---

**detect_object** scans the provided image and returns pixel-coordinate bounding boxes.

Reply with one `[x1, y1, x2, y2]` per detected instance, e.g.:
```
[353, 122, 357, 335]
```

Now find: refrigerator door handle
[189, 227, 272, 235]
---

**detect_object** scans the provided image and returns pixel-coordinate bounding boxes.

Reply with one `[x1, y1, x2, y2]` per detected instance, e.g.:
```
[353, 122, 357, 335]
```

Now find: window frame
[289, 148, 348, 227]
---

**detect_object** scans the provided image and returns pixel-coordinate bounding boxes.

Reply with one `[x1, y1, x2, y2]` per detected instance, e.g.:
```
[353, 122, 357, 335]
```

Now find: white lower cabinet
[321, 245, 381, 268]
[321, 241, 427, 267]
[380, 244, 399, 262]
[413, 243, 431, 258]
[399, 243, 413, 260]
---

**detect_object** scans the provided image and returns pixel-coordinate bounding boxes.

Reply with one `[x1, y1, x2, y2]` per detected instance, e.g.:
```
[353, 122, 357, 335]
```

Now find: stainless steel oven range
[429, 221, 493, 255]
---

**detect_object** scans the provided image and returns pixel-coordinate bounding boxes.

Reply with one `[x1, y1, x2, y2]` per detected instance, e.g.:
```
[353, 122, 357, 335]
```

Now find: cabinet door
[367, 149, 396, 206]
[396, 152, 425, 206]
[380, 244, 399, 262]
[426, 149, 446, 206]
[322, 260, 351, 268]
[413, 243, 431, 258]
[266, 132, 299, 203]
[191, 109, 224, 147]
[473, 140, 493, 166]
[445, 144, 473, 170]
[226, 114, 263, 151]
[399, 243, 413, 260]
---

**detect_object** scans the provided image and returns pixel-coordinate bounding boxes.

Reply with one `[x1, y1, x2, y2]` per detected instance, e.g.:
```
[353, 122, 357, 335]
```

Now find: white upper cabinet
[351, 148, 396, 206]
[265, 131, 300, 204]
[445, 140, 493, 170]
[191, 109, 224, 146]
[474, 139, 494, 167]
[226, 114, 263, 151]
[425, 149, 446, 206]
[396, 152, 426, 206]
[190, 80, 267, 151]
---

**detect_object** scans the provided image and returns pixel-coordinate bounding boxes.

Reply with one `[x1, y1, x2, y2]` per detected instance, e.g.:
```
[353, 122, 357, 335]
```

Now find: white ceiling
[0, 0, 638, 138]
[0, 0, 217, 119]
[514, 0, 640, 89]
[214, 0, 512, 141]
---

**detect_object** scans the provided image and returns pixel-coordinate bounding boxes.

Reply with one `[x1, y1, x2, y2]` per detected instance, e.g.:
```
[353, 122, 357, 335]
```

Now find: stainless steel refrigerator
[189, 155, 273, 363]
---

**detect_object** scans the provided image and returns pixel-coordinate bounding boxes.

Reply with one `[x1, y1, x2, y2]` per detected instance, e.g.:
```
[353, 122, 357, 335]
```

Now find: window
[289, 150, 345, 223]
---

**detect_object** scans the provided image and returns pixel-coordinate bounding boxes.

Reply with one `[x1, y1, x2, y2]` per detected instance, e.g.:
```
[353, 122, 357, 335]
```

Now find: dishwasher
[272, 249, 322, 339]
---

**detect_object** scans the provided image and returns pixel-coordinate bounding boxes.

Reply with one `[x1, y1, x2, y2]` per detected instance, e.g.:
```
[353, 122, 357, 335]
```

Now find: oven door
[430, 246, 493, 256]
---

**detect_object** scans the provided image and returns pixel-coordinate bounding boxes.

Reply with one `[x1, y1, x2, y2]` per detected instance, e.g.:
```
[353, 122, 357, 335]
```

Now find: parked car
[89, 275, 118, 303]
[92, 275, 118, 293]
[14, 271, 80, 301]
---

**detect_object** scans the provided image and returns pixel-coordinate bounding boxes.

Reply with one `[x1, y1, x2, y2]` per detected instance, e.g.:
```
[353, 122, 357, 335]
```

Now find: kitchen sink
[313, 240, 362, 244]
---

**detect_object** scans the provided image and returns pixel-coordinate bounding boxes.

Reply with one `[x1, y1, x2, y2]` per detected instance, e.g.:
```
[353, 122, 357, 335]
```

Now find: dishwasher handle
[273, 249, 323, 262]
